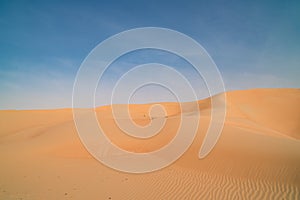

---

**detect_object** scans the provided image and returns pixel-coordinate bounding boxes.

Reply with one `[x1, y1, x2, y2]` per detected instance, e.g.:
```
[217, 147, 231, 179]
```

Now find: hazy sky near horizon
[0, 0, 299, 109]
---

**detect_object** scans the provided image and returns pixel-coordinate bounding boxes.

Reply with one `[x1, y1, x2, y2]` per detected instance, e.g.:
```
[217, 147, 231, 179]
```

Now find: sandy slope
[0, 88, 299, 199]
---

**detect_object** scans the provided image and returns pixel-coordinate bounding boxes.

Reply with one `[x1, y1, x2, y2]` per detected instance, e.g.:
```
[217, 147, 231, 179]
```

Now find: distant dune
[0, 88, 299, 199]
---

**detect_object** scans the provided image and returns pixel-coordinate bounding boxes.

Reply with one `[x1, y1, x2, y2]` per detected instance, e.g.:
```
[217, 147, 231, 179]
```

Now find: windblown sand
[0, 88, 299, 199]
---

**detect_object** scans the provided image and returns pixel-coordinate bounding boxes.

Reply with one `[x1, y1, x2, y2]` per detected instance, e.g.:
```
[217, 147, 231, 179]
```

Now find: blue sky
[0, 0, 299, 109]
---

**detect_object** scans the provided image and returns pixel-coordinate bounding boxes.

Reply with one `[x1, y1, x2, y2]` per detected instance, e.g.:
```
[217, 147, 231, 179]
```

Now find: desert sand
[0, 88, 299, 199]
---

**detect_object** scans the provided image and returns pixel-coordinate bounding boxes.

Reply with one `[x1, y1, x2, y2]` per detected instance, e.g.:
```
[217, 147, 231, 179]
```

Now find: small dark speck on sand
[65, 193, 68, 195]
[109, 197, 111, 199]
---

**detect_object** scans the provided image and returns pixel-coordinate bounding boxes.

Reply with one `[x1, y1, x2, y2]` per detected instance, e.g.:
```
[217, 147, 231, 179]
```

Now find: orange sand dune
[0, 88, 299, 199]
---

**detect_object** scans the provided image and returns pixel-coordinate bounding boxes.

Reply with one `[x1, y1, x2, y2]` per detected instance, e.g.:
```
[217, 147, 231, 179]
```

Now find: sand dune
[0, 88, 299, 199]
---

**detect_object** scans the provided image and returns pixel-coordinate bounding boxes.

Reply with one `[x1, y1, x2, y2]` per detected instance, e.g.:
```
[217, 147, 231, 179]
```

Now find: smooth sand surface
[0, 88, 299, 199]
